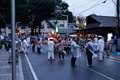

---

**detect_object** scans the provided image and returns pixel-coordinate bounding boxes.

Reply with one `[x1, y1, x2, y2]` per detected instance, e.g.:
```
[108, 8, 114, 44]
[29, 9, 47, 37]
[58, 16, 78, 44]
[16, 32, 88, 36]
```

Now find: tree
[54, 0, 74, 22]
[0, 0, 11, 27]
[0, 0, 73, 32]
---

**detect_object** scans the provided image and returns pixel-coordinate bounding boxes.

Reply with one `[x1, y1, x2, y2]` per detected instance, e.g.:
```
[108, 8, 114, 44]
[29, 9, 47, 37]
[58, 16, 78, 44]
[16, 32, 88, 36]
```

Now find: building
[75, 14, 120, 37]
[6, 24, 29, 36]
[41, 20, 77, 35]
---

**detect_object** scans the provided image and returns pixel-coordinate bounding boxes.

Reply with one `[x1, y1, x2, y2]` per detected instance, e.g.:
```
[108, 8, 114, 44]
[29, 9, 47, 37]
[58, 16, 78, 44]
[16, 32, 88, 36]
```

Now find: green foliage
[0, 0, 73, 27]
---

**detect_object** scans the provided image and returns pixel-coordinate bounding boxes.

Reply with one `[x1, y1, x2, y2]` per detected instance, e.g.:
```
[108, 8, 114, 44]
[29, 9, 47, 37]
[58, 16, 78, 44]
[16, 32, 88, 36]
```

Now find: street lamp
[62, 14, 68, 39]
[16, 22, 20, 28]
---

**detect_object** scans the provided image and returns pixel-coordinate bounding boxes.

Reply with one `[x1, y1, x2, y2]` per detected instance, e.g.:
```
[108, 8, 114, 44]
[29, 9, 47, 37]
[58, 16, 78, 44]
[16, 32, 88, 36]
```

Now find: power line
[70, 0, 97, 10]
[74, 0, 102, 10]
[76, 0, 107, 15]
[111, 0, 116, 5]
[0, 13, 7, 24]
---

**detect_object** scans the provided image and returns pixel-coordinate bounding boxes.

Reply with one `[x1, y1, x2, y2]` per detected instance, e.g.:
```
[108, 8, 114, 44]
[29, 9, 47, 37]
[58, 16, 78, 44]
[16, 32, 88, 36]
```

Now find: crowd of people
[0, 34, 115, 68]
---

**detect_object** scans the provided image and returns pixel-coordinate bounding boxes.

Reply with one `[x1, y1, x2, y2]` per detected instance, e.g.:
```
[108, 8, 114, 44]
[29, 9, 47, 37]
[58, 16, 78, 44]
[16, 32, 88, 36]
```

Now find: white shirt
[23, 40, 28, 48]
[98, 39, 105, 52]
[48, 41, 54, 52]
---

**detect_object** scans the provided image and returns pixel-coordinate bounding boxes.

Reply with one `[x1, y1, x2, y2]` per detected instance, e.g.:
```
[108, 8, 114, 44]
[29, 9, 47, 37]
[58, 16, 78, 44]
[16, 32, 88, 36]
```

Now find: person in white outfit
[98, 36, 105, 62]
[48, 37, 54, 60]
[27, 36, 30, 47]
[23, 38, 28, 54]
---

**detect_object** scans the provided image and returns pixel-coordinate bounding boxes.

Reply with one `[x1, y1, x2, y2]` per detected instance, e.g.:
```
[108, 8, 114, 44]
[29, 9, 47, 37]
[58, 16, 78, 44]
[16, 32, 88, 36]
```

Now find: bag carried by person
[37, 41, 41, 48]
[63, 50, 66, 54]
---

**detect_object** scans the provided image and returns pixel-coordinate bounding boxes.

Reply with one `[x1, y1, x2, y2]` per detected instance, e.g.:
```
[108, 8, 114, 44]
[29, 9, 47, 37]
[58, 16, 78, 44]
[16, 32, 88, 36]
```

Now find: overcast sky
[63, 0, 116, 17]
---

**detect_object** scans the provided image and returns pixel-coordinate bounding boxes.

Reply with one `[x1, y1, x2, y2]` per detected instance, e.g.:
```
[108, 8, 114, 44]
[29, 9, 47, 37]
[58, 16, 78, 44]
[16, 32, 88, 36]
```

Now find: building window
[8, 27, 11, 29]
[21, 27, 25, 29]
[60, 24, 64, 27]
[69, 25, 73, 29]
[42, 25, 44, 29]
[47, 24, 52, 28]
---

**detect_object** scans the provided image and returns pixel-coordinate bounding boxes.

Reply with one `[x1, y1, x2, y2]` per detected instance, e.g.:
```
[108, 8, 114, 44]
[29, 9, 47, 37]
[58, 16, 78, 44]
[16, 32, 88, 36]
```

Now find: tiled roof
[87, 14, 120, 27]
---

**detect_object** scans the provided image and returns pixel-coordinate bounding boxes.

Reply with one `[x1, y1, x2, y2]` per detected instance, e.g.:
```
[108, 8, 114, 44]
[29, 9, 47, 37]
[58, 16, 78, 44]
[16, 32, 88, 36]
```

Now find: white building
[41, 20, 77, 35]
[6, 24, 29, 36]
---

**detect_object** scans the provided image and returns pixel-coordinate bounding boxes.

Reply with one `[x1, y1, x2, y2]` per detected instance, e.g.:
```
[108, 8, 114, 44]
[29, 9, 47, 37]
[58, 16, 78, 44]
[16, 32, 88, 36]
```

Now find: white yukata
[27, 37, 30, 47]
[98, 39, 105, 60]
[23, 40, 28, 54]
[48, 40, 54, 60]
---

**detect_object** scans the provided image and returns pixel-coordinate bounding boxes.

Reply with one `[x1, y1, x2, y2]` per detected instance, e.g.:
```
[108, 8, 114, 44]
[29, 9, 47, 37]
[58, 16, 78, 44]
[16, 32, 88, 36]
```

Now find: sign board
[36, 28, 38, 32]
[24, 29, 26, 33]
[34, 29, 35, 33]
[56, 24, 59, 33]
[40, 29, 45, 32]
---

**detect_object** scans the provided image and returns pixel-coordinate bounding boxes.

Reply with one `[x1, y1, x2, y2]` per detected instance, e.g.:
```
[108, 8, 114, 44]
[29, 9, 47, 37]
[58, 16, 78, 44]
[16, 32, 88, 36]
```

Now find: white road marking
[108, 58, 120, 63]
[25, 54, 38, 80]
[66, 58, 115, 80]
[109, 56, 120, 60]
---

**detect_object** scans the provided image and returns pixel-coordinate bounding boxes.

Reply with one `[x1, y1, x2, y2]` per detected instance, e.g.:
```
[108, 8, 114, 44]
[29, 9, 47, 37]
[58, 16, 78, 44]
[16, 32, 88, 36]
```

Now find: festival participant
[31, 38, 36, 52]
[47, 37, 54, 60]
[98, 36, 105, 62]
[37, 38, 41, 53]
[55, 39, 64, 60]
[23, 38, 28, 54]
[71, 37, 78, 67]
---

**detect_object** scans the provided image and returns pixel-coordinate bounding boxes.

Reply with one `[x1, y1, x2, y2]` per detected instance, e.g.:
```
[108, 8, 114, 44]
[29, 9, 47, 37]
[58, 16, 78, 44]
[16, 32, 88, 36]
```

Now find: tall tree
[0, 0, 73, 27]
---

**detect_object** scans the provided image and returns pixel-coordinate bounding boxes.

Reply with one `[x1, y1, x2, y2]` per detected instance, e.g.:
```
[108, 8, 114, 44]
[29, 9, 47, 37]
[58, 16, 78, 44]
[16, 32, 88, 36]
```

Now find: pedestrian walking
[47, 37, 54, 60]
[67, 38, 71, 54]
[62, 37, 67, 54]
[31, 38, 36, 52]
[27, 36, 31, 47]
[71, 37, 78, 67]
[8, 40, 11, 63]
[108, 37, 114, 54]
[98, 36, 105, 62]
[86, 38, 95, 67]
[23, 38, 28, 54]
[56, 39, 64, 60]
[37, 38, 41, 53]
[20, 39, 24, 53]
[3, 36, 8, 50]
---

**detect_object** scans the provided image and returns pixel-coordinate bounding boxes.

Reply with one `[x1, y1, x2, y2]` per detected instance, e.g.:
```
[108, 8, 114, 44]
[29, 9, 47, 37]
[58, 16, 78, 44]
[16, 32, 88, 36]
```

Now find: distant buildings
[5, 24, 29, 36]
[75, 14, 119, 37]
[41, 20, 77, 35]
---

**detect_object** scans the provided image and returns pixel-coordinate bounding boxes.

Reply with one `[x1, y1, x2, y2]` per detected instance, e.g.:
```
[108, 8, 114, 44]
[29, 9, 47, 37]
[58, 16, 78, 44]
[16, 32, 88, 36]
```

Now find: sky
[62, 0, 117, 17]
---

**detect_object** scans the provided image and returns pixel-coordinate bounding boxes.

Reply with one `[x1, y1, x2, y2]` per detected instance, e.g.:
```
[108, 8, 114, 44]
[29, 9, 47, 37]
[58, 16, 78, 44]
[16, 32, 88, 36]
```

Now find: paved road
[21, 45, 120, 80]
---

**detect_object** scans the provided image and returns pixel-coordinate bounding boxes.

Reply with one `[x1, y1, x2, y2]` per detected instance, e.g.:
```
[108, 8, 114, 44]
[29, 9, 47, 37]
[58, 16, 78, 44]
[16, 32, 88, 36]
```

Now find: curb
[19, 55, 24, 80]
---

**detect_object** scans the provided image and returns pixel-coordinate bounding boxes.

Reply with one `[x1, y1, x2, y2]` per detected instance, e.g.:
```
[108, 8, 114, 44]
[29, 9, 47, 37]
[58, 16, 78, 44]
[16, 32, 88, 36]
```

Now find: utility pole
[55, 0, 58, 32]
[62, 15, 68, 39]
[11, 0, 16, 80]
[116, 0, 120, 52]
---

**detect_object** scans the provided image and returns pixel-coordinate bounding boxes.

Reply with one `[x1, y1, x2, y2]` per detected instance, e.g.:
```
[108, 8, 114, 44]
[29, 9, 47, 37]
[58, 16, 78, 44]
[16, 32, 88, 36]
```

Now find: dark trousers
[37, 48, 40, 53]
[4, 44, 7, 49]
[71, 57, 76, 66]
[32, 45, 35, 52]
[67, 47, 70, 54]
[87, 54, 92, 65]
[58, 52, 64, 59]
[64, 47, 67, 53]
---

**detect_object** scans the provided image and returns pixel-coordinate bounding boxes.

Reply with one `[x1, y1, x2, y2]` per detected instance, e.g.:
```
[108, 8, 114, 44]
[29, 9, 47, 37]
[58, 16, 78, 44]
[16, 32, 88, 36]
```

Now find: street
[21, 44, 120, 80]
